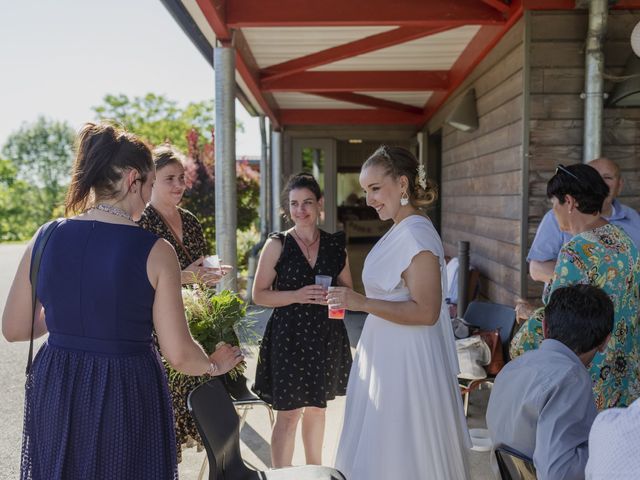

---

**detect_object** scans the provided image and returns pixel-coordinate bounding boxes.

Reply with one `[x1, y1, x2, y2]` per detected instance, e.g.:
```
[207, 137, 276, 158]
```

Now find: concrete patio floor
[178, 308, 495, 479]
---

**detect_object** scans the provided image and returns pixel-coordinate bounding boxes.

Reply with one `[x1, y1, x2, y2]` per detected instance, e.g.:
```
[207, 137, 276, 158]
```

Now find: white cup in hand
[203, 255, 221, 270]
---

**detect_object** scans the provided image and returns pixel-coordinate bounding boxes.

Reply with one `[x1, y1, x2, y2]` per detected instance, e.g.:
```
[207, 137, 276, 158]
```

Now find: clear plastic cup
[327, 286, 346, 320]
[315, 274, 332, 291]
[203, 255, 220, 270]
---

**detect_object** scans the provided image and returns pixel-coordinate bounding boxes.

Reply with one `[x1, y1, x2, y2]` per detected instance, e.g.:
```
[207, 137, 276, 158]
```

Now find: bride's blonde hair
[362, 145, 437, 207]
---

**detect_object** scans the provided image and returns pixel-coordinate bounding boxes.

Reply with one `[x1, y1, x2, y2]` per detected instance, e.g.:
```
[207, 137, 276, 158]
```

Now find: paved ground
[177, 309, 494, 479]
[0, 243, 494, 479]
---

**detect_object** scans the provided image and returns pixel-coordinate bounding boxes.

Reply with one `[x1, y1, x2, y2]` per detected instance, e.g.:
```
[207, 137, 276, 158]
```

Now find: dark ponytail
[65, 123, 153, 215]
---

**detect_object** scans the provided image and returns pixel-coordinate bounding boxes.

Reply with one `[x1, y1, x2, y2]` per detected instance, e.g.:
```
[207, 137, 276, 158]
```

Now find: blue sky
[0, 0, 261, 156]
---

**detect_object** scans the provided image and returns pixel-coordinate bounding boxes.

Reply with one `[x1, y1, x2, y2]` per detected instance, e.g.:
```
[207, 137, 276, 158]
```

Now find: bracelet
[205, 361, 219, 376]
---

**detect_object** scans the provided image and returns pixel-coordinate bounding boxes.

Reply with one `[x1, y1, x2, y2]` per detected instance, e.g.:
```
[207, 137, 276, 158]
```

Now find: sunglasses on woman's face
[555, 164, 583, 184]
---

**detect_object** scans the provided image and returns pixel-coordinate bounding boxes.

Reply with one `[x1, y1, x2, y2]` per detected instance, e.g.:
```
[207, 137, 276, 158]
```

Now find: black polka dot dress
[253, 230, 352, 411]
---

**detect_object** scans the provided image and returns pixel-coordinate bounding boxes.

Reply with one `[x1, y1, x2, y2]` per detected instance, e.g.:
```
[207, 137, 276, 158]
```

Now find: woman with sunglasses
[511, 163, 640, 409]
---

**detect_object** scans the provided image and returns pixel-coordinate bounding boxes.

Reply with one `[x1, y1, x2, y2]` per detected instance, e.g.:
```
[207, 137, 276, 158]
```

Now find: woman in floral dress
[138, 145, 225, 461]
[511, 163, 640, 409]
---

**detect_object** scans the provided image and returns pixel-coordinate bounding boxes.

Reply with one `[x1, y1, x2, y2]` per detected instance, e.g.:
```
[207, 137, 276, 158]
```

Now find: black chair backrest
[187, 378, 255, 480]
[221, 373, 255, 401]
[495, 445, 537, 480]
[463, 300, 517, 361]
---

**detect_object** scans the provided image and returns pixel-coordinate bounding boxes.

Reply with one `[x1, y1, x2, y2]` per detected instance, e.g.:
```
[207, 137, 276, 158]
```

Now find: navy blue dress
[21, 220, 177, 480]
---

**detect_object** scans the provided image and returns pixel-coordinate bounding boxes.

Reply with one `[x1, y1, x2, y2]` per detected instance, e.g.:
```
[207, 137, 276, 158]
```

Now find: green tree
[0, 158, 50, 241]
[93, 93, 236, 152]
[1, 117, 75, 211]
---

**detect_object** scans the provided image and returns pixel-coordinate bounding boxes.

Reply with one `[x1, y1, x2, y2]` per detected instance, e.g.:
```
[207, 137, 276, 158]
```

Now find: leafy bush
[236, 224, 261, 271]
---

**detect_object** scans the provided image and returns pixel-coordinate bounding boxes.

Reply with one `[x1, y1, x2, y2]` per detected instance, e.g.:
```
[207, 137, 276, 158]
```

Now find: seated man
[585, 397, 640, 479]
[486, 284, 613, 480]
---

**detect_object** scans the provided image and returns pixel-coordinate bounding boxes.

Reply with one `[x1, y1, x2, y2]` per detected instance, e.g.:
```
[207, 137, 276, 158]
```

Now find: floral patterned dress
[138, 205, 208, 462]
[511, 223, 640, 409]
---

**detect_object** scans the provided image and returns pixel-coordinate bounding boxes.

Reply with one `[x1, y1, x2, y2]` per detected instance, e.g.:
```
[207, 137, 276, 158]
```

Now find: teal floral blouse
[511, 223, 640, 409]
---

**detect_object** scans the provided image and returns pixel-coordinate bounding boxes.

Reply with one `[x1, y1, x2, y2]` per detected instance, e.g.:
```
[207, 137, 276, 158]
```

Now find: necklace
[93, 203, 133, 222]
[292, 228, 319, 262]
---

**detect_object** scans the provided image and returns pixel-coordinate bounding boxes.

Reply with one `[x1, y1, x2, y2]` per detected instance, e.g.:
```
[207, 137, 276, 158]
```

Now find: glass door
[292, 139, 337, 233]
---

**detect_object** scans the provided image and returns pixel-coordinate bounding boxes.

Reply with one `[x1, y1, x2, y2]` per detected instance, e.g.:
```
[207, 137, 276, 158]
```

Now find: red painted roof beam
[312, 92, 424, 115]
[262, 71, 449, 93]
[196, 0, 281, 127]
[226, 0, 507, 27]
[280, 109, 424, 126]
[261, 26, 456, 82]
[481, 0, 512, 13]
[423, 2, 524, 122]
[195, 0, 230, 40]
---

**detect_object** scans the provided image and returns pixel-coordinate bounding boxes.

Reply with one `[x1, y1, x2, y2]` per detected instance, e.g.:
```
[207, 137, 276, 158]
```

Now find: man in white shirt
[586, 398, 640, 479]
[486, 285, 613, 480]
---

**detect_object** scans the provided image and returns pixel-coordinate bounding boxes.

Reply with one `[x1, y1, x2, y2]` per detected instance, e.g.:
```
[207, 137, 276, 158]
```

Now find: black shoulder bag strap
[26, 220, 61, 375]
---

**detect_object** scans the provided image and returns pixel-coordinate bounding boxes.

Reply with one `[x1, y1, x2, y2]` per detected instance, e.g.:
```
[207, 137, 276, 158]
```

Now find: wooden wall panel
[526, 10, 640, 302]
[441, 214, 521, 245]
[441, 195, 522, 220]
[430, 20, 525, 306]
[442, 145, 521, 182]
[444, 120, 523, 166]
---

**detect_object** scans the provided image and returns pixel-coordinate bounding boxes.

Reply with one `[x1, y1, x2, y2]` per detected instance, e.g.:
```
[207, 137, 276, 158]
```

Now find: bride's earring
[400, 191, 409, 206]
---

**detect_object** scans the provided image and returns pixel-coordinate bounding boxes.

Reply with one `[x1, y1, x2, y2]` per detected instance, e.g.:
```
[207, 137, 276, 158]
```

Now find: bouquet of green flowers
[166, 287, 256, 382]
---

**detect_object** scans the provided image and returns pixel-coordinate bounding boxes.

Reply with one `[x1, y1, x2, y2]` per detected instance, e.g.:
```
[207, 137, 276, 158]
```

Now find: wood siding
[428, 20, 525, 306]
[527, 10, 640, 299]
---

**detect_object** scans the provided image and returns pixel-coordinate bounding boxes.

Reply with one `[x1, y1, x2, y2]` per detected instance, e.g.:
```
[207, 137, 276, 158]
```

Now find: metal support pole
[582, 0, 607, 162]
[271, 130, 282, 232]
[458, 241, 470, 318]
[214, 46, 237, 292]
[259, 115, 269, 237]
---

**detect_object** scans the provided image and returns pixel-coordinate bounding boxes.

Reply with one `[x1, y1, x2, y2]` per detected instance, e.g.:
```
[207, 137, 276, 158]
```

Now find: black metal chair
[188, 379, 347, 480]
[458, 300, 516, 415]
[495, 445, 537, 480]
[221, 373, 275, 429]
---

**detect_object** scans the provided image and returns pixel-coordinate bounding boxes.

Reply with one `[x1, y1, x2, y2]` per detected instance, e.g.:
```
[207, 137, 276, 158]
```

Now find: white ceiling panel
[273, 93, 373, 109]
[360, 91, 433, 108]
[312, 25, 482, 71]
[242, 26, 395, 69]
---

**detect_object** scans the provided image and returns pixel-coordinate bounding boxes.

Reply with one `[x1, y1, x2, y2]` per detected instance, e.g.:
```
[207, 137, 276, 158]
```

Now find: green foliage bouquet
[166, 288, 256, 382]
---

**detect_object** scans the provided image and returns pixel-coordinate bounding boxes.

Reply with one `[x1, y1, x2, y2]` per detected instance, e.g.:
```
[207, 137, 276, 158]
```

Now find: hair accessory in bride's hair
[380, 145, 391, 160]
[416, 163, 427, 190]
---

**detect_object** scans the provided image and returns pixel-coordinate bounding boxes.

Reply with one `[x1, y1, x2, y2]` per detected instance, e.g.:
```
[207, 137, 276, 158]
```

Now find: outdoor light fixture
[446, 88, 479, 132]
[631, 20, 640, 57]
[609, 21, 640, 107]
[608, 55, 640, 107]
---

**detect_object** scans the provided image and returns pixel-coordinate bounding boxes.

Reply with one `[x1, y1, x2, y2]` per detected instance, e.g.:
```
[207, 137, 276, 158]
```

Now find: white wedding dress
[335, 215, 471, 480]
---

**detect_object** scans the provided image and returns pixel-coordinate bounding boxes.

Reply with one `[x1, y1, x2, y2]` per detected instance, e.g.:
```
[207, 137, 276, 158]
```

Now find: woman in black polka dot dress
[252, 173, 353, 468]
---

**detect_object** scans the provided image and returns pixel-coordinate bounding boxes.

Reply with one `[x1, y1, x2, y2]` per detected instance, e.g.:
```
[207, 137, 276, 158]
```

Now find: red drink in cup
[327, 286, 346, 319]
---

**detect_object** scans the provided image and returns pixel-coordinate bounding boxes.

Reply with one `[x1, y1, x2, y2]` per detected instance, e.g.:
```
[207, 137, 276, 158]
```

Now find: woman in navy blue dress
[2, 123, 243, 479]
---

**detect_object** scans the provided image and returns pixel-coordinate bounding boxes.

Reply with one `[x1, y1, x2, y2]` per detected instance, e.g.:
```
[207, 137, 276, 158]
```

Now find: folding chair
[188, 379, 347, 480]
[495, 445, 537, 480]
[458, 300, 516, 415]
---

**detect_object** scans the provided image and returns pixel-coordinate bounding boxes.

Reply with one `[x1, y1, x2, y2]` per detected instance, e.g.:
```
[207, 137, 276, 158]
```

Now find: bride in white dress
[329, 146, 470, 480]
